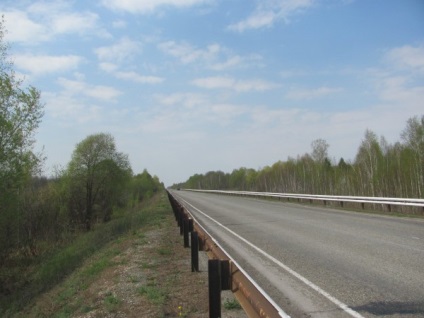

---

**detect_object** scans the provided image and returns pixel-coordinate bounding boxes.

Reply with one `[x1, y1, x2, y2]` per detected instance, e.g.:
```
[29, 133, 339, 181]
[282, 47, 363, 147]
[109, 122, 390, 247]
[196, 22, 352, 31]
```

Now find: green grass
[83, 258, 110, 278]
[223, 298, 242, 310]
[158, 247, 172, 255]
[138, 284, 166, 305]
[0, 191, 171, 317]
[104, 292, 121, 312]
[140, 261, 157, 269]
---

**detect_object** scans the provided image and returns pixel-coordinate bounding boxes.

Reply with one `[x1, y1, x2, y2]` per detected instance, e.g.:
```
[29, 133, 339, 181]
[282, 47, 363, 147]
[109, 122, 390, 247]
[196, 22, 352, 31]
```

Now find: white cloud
[3, 10, 48, 43]
[50, 11, 100, 35]
[368, 44, 424, 116]
[159, 40, 262, 70]
[58, 77, 122, 101]
[2, 3, 107, 44]
[112, 20, 127, 28]
[192, 76, 234, 89]
[228, 0, 314, 32]
[159, 41, 221, 64]
[95, 37, 141, 62]
[229, 11, 276, 32]
[209, 55, 243, 71]
[43, 91, 102, 124]
[115, 71, 164, 84]
[27, 1, 107, 37]
[13, 54, 83, 75]
[101, 0, 211, 14]
[208, 103, 247, 125]
[99, 62, 119, 73]
[155, 93, 207, 108]
[192, 76, 279, 92]
[384, 45, 424, 74]
[285, 86, 343, 100]
[99, 62, 164, 84]
[376, 75, 424, 109]
[139, 94, 249, 133]
[86, 85, 123, 101]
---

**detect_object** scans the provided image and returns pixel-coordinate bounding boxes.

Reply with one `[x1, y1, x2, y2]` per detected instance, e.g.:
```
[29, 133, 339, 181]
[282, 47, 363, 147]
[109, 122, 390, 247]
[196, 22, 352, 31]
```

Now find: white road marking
[182, 198, 366, 318]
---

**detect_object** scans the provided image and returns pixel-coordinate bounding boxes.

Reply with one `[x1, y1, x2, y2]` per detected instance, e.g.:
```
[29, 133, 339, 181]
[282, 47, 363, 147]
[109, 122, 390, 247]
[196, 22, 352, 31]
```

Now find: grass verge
[0, 191, 169, 317]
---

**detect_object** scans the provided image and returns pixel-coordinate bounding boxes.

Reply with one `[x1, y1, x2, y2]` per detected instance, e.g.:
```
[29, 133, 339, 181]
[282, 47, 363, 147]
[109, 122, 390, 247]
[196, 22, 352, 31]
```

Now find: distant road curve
[171, 190, 424, 318]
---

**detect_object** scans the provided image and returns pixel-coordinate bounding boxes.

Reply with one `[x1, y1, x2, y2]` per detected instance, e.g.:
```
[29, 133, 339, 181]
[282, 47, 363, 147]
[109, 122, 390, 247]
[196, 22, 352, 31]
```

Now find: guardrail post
[191, 231, 199, 272]
[208, 259, 221, 318]
[220, 260, 231, 291]
[179, 208, 184, 235]
[183, 218, 190, 248]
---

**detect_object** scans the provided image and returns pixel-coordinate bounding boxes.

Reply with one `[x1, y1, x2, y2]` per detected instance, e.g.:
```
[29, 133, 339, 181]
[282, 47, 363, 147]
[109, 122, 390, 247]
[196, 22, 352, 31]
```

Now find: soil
[25, 208, 247, 318]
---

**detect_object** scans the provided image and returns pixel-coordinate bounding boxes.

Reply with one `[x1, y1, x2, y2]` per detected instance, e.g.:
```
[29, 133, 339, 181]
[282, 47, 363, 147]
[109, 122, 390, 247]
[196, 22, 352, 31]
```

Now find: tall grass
[0, 191, 169, 316]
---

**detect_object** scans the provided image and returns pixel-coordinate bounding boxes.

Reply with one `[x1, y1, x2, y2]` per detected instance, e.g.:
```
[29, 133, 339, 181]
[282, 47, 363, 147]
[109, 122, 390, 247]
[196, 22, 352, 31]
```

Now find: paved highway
[171, 190, 424, 318]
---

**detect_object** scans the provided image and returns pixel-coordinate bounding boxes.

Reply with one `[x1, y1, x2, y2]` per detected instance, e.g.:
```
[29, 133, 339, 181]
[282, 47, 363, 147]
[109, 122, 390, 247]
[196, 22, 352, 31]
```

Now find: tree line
[173, 116, 424, 202]
[0, 19, 162, 266]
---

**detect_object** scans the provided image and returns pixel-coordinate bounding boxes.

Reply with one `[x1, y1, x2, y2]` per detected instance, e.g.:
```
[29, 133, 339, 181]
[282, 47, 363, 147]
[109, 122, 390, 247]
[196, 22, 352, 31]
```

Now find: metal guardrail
[185, 189, 424, 211]
[167, 190, 290, 318]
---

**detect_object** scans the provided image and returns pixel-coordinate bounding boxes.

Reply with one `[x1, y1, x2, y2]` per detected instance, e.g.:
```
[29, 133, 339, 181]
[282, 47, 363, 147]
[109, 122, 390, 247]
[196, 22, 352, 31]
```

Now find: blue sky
[2, 0, 423, 186]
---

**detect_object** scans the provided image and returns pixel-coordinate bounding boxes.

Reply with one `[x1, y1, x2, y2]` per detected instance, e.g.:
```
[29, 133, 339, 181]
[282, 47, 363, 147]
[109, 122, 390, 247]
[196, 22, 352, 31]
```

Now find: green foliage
[0, 17, 44, 262]
[0, 192, 167, 315]
[131, 169, 162, 202]
[66, 133, 132, 230]
[0, 17, 169, 316]
[175, 115, 424, 202]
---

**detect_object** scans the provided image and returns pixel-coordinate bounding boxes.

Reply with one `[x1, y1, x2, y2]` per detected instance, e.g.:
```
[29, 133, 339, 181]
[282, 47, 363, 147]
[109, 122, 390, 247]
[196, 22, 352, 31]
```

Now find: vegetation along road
[172, 190, 424, 318]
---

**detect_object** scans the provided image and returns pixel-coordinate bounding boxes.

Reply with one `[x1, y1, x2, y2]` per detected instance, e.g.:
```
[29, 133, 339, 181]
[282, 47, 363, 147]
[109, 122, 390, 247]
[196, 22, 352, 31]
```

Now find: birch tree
[401, 115, 424, 197]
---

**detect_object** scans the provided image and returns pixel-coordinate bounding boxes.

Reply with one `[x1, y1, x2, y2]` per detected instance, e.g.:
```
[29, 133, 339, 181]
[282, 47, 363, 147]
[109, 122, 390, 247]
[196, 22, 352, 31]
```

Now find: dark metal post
[191, 231, 199, 272]
[179, 216, 183, 234]
[179, 208, 184, 235]
[220, 260, 231, 291]
[183, 218, 189, 248]
[188, 218, 194, 232]
[208, 259, 221, 318]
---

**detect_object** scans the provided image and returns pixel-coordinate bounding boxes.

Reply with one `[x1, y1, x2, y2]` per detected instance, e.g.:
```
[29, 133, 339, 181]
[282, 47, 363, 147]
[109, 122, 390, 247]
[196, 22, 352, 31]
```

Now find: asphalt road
[170, 190, 424, 318]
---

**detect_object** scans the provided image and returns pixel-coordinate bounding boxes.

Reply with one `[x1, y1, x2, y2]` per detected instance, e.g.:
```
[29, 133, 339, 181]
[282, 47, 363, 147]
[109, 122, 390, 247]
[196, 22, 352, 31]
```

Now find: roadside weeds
[16, 193, 245, 318]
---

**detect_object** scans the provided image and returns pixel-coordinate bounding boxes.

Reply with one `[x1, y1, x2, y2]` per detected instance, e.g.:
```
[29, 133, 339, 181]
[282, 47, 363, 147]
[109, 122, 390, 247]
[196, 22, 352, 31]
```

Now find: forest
[173, 116, 424, 201]
[0, 19, 163, 307]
